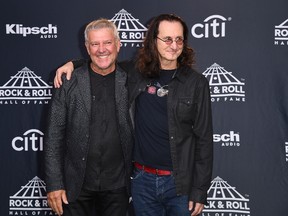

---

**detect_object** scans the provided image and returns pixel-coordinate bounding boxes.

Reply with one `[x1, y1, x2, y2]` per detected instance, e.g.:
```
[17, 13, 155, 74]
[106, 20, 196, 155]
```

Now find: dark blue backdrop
[1, 0, 288, 215]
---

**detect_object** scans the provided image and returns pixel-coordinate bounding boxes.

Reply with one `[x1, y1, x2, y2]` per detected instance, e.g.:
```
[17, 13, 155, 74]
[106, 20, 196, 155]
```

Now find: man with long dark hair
[54, 14, 213, 216]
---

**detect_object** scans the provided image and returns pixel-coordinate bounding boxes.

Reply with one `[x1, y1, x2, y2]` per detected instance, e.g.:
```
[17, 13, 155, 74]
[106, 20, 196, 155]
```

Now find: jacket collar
[76, 62, 127, 117]
[114, 63, 128, 109]
[172, 65, 193, 83]
[76, 64, 91, 117]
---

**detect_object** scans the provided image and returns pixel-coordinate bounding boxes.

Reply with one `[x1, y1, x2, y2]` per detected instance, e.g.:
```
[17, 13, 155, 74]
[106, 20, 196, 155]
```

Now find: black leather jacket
[122, 61, 213, 204]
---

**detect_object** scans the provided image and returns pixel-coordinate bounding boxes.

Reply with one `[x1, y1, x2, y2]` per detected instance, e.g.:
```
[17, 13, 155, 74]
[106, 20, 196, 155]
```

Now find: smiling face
[156, 20, 184, 69]
[85, 27, 120, 75]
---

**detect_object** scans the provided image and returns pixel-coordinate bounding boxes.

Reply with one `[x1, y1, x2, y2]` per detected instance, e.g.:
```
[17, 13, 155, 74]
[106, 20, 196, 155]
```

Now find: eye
[175, 37, 184, 45]
[164, 37, 173, 43]
[104, 41, 112, 46]
[90, 42, 99, 47]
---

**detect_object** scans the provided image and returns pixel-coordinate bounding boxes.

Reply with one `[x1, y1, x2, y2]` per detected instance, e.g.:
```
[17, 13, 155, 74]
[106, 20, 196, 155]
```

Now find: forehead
[87, 27, 115, 40]
[158, 20, 184, 36]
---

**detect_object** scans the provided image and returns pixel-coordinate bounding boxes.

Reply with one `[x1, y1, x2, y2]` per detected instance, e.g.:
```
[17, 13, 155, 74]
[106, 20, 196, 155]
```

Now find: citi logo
[191, 15, 231, 38]
[6, 24, 57, 38]
[12, 129, 44, 152]
[213, 131, 240, 147]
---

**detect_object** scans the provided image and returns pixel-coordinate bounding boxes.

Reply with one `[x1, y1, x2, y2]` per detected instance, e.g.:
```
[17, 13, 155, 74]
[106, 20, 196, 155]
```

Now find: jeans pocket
[131, 168, 142, 180]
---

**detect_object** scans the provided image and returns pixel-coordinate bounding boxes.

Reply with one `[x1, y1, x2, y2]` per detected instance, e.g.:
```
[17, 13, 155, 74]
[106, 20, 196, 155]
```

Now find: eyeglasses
[157, 36, 184, 45]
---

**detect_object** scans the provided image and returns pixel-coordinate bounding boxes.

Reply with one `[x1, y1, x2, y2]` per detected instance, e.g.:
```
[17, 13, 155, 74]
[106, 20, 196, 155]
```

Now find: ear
[85, 42, 90, 55]
[116, 39, 121, 53]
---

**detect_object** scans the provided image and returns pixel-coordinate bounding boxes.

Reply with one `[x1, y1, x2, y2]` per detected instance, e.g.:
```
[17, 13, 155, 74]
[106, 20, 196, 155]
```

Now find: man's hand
[54, 61, 74, 88]
[189, 201, 204, 216]
[47, 190, 68, 215]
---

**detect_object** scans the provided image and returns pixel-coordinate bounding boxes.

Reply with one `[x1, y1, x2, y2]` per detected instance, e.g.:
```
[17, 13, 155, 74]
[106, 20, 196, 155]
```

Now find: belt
[134, 162, 172, 176]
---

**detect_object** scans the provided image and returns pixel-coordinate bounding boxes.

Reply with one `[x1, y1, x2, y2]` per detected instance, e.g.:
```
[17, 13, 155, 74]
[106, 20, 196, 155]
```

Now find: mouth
[167, 50, 179, 55]
[98, 54, 109, 59]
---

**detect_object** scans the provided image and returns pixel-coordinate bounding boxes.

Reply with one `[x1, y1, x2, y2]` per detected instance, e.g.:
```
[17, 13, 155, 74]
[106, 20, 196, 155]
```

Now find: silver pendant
[157, 88, 169, 97]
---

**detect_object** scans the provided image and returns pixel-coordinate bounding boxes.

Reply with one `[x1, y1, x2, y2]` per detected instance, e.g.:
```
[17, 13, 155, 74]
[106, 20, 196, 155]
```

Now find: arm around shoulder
[54, 59, 88, 88]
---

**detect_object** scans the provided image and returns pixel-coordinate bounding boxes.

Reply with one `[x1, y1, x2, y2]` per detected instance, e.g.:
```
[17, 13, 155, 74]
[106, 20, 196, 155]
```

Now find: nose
[170, 41, 178, 49]
[98, 43, 105, 52]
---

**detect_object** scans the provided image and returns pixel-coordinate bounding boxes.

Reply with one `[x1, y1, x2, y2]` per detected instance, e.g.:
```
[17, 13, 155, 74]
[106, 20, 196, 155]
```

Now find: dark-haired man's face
[156, 20, 183, 69]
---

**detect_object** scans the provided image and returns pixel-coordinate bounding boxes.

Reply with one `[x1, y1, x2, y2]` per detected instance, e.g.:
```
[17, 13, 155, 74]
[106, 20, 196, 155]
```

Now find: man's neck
[160, 61, 177, 70]
[90, 63, 115, 76]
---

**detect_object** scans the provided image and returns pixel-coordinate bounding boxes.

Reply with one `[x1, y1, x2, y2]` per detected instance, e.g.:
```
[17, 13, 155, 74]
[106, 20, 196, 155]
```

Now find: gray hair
[84, 18, 119, 42]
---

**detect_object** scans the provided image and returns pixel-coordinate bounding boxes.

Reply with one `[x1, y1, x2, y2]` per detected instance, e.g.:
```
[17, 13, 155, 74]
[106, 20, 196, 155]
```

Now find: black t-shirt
[83, 67, 125, 191]
[133, 69, 177, 170]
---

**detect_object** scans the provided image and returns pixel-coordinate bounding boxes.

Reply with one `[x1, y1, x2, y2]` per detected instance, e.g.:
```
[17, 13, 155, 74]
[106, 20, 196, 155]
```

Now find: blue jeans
[131, 168, 191, 216]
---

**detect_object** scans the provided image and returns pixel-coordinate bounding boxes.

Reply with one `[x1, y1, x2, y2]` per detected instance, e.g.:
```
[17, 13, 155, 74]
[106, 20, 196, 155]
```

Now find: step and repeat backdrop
[1, 0, 288, 215]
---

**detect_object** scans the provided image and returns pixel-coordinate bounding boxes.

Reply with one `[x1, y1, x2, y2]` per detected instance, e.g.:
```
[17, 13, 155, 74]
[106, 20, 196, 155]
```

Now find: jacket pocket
[176, 97, 196, 123]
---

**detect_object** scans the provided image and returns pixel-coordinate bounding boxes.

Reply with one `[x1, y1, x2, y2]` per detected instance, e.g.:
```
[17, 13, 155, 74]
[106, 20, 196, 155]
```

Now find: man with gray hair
[44, 18, 133, 216]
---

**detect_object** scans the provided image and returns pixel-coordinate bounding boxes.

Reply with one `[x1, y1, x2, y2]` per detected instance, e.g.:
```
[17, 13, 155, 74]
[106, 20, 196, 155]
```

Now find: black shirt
[83, 67, 125, 191]
[134, 69, 176, 170]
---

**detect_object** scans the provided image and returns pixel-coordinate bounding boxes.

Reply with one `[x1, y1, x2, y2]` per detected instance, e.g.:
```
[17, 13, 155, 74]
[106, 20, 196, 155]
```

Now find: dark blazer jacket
[44, 63, 134, 202]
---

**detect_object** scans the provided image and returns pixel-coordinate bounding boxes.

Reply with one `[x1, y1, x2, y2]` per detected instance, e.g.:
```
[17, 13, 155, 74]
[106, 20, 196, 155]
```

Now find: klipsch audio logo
[214, 131, 240, 147]
[12, 129, 44, 152]
[274, 19, 288, 46]
[203, 63, 245, 102]
[0, 67, 52, 105]
[6, 24, 57, 39]
[191, 15, 231, 38]
[201, 176, 250, 216]
[9, 176, 56, 215]
[110, 9, 147, 47]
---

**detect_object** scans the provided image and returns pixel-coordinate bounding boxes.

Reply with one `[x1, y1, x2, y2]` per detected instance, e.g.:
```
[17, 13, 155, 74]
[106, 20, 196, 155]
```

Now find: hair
[84, 18, 120, 42]
[136, 14, 195, 77]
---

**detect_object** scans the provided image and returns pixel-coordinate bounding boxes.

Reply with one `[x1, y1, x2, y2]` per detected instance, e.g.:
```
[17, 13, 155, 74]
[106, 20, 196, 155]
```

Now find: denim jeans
[131, 168, 191, 216]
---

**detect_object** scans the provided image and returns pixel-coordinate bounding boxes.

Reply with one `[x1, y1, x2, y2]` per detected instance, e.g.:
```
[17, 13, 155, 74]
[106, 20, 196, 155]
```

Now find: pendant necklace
[157, 85, 169, 97]
[146, 68, 177, 97]
[157, 68, 178, 97]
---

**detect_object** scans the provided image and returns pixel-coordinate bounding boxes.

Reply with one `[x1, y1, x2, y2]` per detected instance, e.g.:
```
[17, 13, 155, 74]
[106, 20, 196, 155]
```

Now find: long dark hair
[136, 14, 195, 77]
